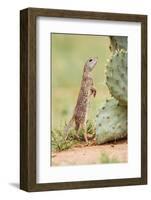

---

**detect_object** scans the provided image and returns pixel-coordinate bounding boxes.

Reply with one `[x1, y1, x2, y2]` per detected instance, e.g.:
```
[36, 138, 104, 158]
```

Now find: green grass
[51, 129, 75, 152]
[51, 33, 111, 131]
[99, 152, 120, 164]
[52, 120, 95, 152]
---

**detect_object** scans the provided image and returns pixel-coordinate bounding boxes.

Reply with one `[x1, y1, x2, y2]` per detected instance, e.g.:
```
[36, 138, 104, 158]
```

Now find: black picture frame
[20, 7, 147, 192]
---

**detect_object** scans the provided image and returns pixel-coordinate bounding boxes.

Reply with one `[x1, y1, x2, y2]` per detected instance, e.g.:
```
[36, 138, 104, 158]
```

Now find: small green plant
[100, 152, 119, 164]
[87, 120, 95, 135]
[78, 120, 96, 140]
[51, 129, 76, 152]
[52, 120, 96, 152]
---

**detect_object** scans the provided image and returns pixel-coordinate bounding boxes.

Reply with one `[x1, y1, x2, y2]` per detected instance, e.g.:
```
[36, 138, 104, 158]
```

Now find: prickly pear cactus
[96, 99, 127, 144]
[110, 36, 127, 52]
[106, 49, 127, 106]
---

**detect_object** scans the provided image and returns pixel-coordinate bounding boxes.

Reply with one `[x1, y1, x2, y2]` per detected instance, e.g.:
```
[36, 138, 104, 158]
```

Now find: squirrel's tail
[64, 116, 75, 140]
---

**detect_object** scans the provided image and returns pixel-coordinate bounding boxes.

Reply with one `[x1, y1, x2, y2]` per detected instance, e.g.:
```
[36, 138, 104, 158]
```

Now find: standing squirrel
[64, 57, 98, 144]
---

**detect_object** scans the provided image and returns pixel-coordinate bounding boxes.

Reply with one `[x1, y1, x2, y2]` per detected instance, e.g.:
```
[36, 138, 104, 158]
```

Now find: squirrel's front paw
[91, 88, 96, 97]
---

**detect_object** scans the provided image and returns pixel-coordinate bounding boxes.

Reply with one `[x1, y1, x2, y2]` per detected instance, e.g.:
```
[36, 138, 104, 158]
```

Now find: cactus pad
[106, 49, 127, 106]
[110, 36, 127, 52]
[96, 99, 127, 144]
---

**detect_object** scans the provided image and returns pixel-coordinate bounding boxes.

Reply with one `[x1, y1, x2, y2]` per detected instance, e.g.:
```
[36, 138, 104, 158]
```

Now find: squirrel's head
[84, 57, 98, 72]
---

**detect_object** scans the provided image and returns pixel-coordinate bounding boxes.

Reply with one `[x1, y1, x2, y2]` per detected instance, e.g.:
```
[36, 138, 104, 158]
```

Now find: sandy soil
[51, 140, 127, 166]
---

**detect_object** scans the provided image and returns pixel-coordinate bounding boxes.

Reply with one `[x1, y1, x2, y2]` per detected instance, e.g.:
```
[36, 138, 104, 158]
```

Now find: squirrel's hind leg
[64, 117, 74, 140]
[74, 121, 80, 140]
[80, 122, 88, 144]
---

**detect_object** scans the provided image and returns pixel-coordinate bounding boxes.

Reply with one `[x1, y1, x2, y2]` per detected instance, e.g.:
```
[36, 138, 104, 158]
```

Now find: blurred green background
[51, 33, 111, 130]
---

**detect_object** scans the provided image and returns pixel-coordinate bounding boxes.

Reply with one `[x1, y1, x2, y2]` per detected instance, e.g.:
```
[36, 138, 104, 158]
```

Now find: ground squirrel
[64, 57, 98, 143]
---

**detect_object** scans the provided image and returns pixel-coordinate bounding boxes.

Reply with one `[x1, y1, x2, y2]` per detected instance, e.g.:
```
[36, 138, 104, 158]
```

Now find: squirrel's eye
[89, 59, 93, 62]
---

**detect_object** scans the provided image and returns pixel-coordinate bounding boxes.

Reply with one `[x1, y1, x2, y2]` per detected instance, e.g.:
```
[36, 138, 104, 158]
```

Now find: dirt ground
[51, 139, 128, 166]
